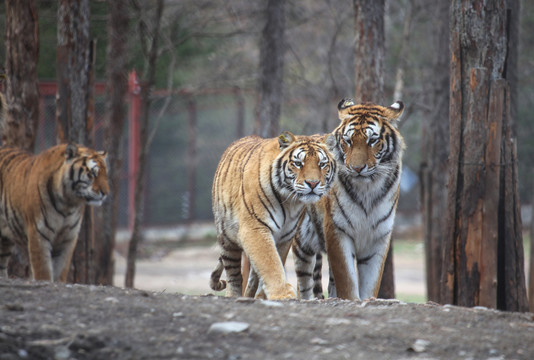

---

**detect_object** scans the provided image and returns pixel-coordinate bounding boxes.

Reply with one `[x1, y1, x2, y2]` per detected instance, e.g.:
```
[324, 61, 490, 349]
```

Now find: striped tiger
[0, 141, 109, 282]
[210, 131, 336, 300]
[293, 99, 405, 300]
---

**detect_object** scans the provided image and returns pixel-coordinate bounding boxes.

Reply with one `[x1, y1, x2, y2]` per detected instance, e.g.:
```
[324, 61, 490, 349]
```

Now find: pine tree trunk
[56, 0, 93, 284]
[3, 0, 39, 278]
[125, 0, 164, 288]
[420, 0, 450, 303]
[96, 0, 129, 286]
[442, 0, 527, 312]
[256, 0, 286, 138]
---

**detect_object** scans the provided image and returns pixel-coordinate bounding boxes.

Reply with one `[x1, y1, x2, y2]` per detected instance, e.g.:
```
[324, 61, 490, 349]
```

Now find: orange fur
[292, 99, 405, 300]
[210, 132, 336, 300]
[0, 143, 109, 282]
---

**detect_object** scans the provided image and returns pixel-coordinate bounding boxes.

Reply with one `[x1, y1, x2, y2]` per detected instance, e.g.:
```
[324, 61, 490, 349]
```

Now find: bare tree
[2, 0, 40, 278]
[56, 0, 94, 284]
[255, 0, 286, 138]
[353, 0, 394, 299]
[419, 0, 449, 303]
[125, 0, 164, 289]
[442, 0, 527, 312]
[96, 0, 130, 286]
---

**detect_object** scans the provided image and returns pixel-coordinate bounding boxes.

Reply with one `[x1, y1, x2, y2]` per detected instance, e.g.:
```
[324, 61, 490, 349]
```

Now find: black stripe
[36, 228, 52, 243]
[357, 253, 375, 265]
[47, 177, 67, 218]
[296, 271, 312, 278]
[269, 163, 286, 223]
[372, 202, 396, 230]
[293, 247, 311, 264]
[220, 254, 241, 263]
[338, 173, 368, 216]
[371, 164, 400, 209]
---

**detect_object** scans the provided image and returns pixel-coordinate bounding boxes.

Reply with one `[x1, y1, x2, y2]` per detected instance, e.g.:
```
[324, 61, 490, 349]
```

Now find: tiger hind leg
[220, 245, 243, 297]
[209, 257, 227, 291]
[312, 253, 324, 299]
[292, 240, 317, 300]
[0, 236, 13, 278]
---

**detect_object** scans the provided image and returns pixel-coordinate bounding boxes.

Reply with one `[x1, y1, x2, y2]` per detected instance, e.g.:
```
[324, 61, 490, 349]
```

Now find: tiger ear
[337, 98, 356, 121]
[278, 131, 296, 150]
[97, 150, 108, 160]
[382, 101, 404, 127]
[65, 143, 78, 160]
[325, 133, 336, 152]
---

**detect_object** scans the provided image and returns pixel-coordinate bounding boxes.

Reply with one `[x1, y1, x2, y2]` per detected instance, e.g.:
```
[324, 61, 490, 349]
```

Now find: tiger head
[274, 131, 336, 203]
[327, 99, 405, 179]
[63, 144, 110, 206]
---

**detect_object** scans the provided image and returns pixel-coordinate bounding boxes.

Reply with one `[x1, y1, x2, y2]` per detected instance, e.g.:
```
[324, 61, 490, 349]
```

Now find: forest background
[0, 0, 533, 308]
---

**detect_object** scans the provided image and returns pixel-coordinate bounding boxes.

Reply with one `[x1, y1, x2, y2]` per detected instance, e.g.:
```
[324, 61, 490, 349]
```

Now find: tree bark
[255, 0, 286, 138]
[353, 0, 393, 299]
[419, 0, 450, 303]
[3, 0, 40, 278]
[3, 0, 39, 151]
[56, 0, 93, 284]
[442, 0, 527, 312]
[353, 0, 384, 104]
[96, 0, 129, 286]
[125, 0, 164, 289]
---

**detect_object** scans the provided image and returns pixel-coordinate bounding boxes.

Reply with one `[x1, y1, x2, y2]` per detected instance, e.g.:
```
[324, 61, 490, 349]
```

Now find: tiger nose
[352, 165, 365, 173]
[305, 180, 320, 189]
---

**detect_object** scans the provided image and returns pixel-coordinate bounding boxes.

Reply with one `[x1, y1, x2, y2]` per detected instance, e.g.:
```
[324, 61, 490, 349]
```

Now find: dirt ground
[2, 276, 534, 360]
[2, 224, 533, 359]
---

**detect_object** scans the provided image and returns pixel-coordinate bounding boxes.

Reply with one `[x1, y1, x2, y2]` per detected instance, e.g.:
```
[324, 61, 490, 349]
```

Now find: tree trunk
[96, 0, 129, 286]
[3, 0, 39, 151]
[442, 0, 527, 312]
[353, 0, 393, 299]
[185, 96, 197, 223]
[56, 0, 93, 284]
[125, 0, 164, 289]
[3, 0, 39, 279]
[353, 0, 384, 104]
[420, 0, 450, 303]
[255, 0, 286, 138]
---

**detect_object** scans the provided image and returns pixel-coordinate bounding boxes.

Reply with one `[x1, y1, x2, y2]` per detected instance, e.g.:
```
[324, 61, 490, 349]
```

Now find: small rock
[260, 300, 283, 307]
[208, 322, 250, 335]
[310, 337, 329, 345]
[104, 297, 119, 304]
[325, 318, 351, 326]
[408, 339, 430, 353]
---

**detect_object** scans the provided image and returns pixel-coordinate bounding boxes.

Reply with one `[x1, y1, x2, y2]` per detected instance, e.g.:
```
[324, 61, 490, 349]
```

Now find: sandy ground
[113, 241, 426, 301]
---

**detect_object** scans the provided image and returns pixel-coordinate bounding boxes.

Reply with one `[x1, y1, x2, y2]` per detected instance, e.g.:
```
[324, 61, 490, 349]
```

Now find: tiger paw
[266, 283, 297, 300]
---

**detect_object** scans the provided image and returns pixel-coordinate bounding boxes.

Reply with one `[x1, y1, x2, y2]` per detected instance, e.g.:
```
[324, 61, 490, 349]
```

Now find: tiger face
[275, 131, 336, 204]
[64, 144, 110, 206]
[327, 99, 404, 179]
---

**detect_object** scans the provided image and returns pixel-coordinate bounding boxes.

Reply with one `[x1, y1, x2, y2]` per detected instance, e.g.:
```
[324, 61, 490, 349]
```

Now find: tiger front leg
[53, 236, 79, 282]
[27, 227, 53, 281]
[357, 237, 391, 300]
[324, 221, 360, 300]
[239, 226, 296, 300]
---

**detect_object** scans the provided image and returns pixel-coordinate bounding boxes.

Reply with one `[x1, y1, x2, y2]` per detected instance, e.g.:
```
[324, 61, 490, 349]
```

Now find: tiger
[209, 131, 336, 300]
[292, 99, 405, 300]
[0, 142, 109, 282]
